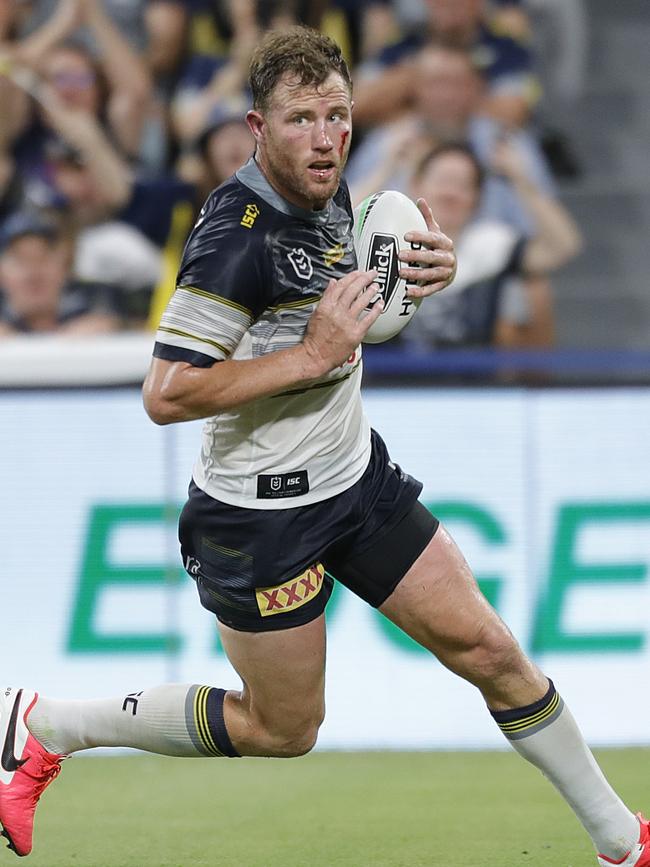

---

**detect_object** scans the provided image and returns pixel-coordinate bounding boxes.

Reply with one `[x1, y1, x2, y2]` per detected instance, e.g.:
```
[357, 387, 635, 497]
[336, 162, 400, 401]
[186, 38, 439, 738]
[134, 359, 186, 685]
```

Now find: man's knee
[254, 708, 324, 758]
[452, 622, 525, 685]
[271, 725, 320, 758]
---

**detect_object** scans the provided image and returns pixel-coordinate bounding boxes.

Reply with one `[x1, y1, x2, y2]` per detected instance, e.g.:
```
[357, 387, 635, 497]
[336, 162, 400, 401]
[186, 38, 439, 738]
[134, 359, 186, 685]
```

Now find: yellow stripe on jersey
[269, 296, 320, 312]
[157, 326, 230, 357]
[179, 285, 253, 319]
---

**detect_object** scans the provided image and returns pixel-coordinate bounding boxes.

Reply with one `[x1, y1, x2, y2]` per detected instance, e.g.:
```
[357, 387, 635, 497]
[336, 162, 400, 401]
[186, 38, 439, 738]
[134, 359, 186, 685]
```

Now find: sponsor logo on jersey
[366, 233, 400, 309]
[324, 243, 345, 267]
[257, 469, 309, 499]
[256, 563, 325, 617]
[240, 203, 260, 229]
[287, 247, 313, 281]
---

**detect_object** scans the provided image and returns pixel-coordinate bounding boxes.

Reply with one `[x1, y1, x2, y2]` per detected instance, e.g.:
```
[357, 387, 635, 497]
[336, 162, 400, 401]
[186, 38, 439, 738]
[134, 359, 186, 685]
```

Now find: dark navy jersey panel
[176, 178, 271, 319]
[176, 165, 357, 322]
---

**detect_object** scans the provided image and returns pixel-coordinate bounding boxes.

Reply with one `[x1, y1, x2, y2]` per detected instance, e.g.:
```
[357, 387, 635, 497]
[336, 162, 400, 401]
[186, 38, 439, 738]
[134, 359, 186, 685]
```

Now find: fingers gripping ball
[353, 190, 428, 344]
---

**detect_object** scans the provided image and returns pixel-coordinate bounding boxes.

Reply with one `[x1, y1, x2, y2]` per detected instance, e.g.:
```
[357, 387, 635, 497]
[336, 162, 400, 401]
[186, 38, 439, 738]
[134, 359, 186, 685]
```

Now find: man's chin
[304, 174, 340, 206]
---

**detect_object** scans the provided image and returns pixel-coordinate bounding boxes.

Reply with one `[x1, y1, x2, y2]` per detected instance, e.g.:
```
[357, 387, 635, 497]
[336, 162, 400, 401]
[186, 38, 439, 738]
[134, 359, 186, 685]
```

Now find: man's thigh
[218, 613, 326, 751]
[379, 525, 546, 707]
[379, 523, 500, 655]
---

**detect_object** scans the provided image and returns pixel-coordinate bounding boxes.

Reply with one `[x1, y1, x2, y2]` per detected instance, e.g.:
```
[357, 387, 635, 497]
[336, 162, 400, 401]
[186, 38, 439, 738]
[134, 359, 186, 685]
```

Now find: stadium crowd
[0, 0, 584, 348]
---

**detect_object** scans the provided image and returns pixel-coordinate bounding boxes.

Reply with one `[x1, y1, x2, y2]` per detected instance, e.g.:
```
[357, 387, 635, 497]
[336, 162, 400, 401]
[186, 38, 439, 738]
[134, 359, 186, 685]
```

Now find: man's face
[247, 71, 352, 211]
[0, 235, 68, 321]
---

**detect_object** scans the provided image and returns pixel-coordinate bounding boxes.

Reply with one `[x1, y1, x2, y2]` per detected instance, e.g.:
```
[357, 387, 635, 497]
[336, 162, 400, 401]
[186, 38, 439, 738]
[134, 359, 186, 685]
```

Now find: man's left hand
[398, 198, 456, 298]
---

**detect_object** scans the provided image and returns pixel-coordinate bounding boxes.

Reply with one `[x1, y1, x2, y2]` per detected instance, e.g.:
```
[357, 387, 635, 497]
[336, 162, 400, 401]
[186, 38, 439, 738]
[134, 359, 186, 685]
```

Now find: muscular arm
[143, 270, 381, 424]
[144, 346, 318, 424]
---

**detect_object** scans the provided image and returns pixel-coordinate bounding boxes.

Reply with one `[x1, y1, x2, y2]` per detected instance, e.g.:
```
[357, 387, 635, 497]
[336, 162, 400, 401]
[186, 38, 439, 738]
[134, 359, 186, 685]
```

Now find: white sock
[492, 682, 639, 861]
[27, 684, 237, 758]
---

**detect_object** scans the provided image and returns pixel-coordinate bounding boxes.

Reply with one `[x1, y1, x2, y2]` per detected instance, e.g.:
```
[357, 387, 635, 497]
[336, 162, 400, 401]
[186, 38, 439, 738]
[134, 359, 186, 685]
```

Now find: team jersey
[153, 157, 371, 509]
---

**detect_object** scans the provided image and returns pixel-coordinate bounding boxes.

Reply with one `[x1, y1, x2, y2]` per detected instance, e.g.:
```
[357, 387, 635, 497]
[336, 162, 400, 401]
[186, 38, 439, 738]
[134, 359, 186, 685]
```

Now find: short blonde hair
[249, 25, 352, 111]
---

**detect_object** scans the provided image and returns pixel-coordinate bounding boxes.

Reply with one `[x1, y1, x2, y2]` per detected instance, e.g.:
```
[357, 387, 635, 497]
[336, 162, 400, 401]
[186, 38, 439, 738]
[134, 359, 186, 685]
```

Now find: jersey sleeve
[154, 187, 268, 365]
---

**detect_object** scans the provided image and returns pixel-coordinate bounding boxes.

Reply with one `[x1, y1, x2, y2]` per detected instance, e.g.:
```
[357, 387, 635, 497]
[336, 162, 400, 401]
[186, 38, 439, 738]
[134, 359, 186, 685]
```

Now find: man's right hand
[301, 270, 383, 377]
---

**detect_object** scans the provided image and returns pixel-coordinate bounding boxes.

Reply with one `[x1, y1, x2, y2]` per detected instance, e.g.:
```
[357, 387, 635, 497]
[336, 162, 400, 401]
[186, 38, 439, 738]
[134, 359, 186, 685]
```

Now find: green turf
[4, 749, 649, 866]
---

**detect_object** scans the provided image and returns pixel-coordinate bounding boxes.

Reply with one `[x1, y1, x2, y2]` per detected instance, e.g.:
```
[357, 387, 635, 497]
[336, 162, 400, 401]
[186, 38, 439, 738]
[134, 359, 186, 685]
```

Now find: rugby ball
[353, 190, 428, 344]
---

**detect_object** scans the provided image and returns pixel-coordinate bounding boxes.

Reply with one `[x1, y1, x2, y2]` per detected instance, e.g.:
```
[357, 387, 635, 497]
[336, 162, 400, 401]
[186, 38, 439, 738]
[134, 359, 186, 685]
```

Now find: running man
[1, 26, 648, 867]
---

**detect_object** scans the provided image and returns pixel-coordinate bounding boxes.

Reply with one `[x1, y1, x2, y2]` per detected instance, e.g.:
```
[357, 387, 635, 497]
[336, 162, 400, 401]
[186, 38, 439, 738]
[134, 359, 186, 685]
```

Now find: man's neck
[253, 153, 327, 212]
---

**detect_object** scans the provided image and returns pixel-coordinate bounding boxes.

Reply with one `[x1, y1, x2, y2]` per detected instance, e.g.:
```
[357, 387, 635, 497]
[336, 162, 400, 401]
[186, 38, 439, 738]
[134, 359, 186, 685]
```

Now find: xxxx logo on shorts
[256, 563, 325, 617]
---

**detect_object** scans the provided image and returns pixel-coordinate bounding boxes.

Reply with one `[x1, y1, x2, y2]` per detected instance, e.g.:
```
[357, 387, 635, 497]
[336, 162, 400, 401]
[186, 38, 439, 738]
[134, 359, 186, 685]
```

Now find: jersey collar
[236, 157, 334, 225]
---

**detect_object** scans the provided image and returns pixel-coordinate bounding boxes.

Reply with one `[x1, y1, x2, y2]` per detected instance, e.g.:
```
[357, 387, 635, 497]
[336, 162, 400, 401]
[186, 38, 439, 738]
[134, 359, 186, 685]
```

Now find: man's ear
[246, 110, 265, 143]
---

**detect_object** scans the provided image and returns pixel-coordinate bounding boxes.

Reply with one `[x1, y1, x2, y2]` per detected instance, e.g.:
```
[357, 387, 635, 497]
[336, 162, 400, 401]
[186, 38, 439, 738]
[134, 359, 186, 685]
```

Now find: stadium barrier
[2, 337, 649, 748]
[2, 334, 650, 388]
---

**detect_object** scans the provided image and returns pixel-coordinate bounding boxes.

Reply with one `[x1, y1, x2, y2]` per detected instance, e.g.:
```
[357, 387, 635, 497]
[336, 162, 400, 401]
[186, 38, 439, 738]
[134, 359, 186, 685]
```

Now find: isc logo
[240, 203, 260, 229]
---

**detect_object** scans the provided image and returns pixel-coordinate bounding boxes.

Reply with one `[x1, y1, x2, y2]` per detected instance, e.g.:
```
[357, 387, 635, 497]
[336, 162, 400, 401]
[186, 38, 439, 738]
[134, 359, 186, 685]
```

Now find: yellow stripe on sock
[193, 686, 208, 754]
[498, 693, 561, 733]
[194, 687, 223, 757]
[195, 687, 215, 755]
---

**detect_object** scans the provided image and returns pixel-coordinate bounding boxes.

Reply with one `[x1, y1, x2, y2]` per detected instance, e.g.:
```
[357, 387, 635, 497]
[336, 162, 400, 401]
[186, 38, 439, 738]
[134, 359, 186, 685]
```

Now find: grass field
[5, 749, 649, 867]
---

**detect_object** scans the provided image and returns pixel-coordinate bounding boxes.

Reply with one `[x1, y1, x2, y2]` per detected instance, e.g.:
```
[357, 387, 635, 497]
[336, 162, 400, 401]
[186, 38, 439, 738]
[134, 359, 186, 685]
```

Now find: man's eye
[329, 113, 343, 122]
[293, 116, 307, 125]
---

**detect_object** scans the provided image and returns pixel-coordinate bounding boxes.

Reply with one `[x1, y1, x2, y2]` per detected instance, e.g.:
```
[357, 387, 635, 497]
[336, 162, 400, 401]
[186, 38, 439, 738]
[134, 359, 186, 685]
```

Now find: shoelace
[22, 754, 65, 807]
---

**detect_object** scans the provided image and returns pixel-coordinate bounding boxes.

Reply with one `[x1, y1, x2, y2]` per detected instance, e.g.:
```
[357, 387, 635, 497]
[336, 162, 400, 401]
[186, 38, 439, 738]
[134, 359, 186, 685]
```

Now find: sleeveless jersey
[153, 157, 371, 509]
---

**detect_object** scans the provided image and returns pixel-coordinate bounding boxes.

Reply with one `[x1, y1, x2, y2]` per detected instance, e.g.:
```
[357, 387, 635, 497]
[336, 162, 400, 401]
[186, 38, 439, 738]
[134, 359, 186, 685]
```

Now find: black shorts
[179, 429, 439, 632]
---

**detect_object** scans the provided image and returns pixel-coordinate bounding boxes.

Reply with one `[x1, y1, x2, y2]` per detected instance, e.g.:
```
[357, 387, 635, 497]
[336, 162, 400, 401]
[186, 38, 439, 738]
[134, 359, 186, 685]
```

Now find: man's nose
[312, 120, 333, 150]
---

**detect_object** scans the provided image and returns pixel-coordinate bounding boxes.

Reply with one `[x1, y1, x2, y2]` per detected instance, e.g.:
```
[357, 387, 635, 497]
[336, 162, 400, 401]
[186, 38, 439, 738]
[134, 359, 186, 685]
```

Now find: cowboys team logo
[287, 247, 313, 281]
[256, 563, 325, 616]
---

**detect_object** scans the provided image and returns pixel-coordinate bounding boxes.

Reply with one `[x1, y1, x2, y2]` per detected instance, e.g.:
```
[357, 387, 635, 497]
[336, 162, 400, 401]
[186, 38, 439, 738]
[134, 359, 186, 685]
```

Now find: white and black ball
[353, 190, 428, 344]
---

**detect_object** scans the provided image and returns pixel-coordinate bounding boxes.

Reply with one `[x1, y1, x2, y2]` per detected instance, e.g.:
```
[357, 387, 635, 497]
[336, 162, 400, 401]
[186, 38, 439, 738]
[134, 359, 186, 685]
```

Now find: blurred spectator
[144, 1, 190, 85]
[6, 0, 152, 162]
[0, 69, 189, 323]
[0, 82, 28, 223]
[494, 0, 588, 105]
[171, 0, 258, 146]
[44, 135, 191, 322]
[177, 103, 254, 202]
[353, 0, 539, 130]
[489, 0, 585, 178]
[401, 141, 581, 349]
[347, 44, 555, 234]
[171, 1, 359, 145]
[0, 211, 120, 336]
[16, 0, 148, 51]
